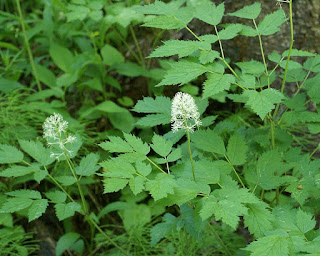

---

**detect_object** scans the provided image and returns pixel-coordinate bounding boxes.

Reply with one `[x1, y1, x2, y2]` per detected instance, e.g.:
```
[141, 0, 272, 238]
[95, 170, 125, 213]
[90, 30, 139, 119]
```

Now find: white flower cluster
[43, 113, 76, 160]
[171, 92, 202, 133]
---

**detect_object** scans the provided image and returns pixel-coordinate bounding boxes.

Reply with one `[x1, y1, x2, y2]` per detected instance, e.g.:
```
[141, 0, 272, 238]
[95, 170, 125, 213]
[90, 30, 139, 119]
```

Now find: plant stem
[218, 57, 240, 80]
[129, 25, 145, 67]
[47, 172, 75, 203]
[207, 223, 232, 256]
[185, 26, 202, 41]
[273, 0, 294, 119]
[269, 114, 276, 149]
[15, 0, 41, 91]
[87, 216, 129, 256]
[214, 25, 225, 59]
[146, 157, 167, 174]
[309, 145, 319, 159]
[253, 19, 269, 87]
[224, 154, 245, 188]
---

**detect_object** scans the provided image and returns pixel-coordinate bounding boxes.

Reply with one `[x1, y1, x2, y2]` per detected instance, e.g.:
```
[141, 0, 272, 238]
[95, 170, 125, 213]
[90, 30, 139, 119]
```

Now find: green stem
[207, 223, 232, 256]
[253, 19, 269, 87]
[224, 154, 245, 188]
[15, 0, 41, 91]
[269, 114, 275, 149]
[185, 26, 202, 42]
[309, 145, 319, 159]
[218, 57, 240, 80]
[273, 0, 294, 119]
[129, 25, 145, 67]
[146, 157, 167, 174]
[47, 172, 75, 203]
[214, 25, 225, 59]
[87, 216, 129, 256]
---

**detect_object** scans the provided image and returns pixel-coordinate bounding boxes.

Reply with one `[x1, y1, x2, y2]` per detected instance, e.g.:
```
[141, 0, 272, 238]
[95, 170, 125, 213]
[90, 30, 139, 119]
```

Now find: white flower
[171, 92, 202, 133]
[43, 113, 76, 160]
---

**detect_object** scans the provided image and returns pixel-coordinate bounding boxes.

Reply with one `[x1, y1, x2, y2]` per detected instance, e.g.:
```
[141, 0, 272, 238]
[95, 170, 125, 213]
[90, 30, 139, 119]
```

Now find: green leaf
[99, 136, 133, 153]
[151, 134, 173, 157]
[244, 234, 289, 256]
[18, 140, 54, 166]
[142, 15, 185, 30]
[146, 173, 177, 201]
[49, 43, 74, 73]
[192, 129, 226, 155]
[244, 202, 273, 238]
[236, 60, 265, 76]
[45, 191, 67, 203]
[65, 5, 90, 22]
[200, 187, 258, 229]
[203, 73, 235, 98]
[0, 165, 37, 178]
[228, 2, 261, 19]
[0, 144, 24, 164]
[103, 178, 129, 193]
[282, 49, 316, 57]
[76, 153, 100, 176]
[149, 40, 211, 58]
[195, 3, 224, 26]
[194, 160, 220, 184]
[0, 198, 33, 213]
[28, 199, 48, 222]
[35, 64, 57, 88]
[134, 0, 184, 15]
[123, 133, 150, 156]
[0, 78, 24, 93]
[133, 96, 171, 114]
[303, 55, 320, 72]
[218, 24, 243, 40]
[227, 134, 248, 165]
[243, 89, 284, 119]
[150, 213, 177, 246]
[101, 44, 124, 66]
[129, 176, 146, 195]
[6, 189, 41, 199]
[136, 161, 152, 176]
[157, 61, 207, 87]
[56, 232, 81, 256]
[296, 208, 316, 234]
[100, 158, 135, 178]
[199, 50, 220, 64]
[258, 9, 287, 36]
[54, 202, 81, 221]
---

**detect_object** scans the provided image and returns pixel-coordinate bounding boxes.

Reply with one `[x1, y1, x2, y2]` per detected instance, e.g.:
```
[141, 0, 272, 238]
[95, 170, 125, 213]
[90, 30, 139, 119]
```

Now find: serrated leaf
[136, 161, 152, 176]
[157, 61, 207, 87]
[149, 40, 211, 58]
[243, 89, 284, 119]
[151, 134, 173, 157]
[28, 199, 48, 222]
[123, 133, 150, 156]
[134, 0, 184, 15]
[194, 160, 220, 184]
[143, 15, 185, 30]
[56, 232, 81, 256]
[76, 153, 100, 176]
[219, 24, 243, 40]
[0, 165, 37, 178]
[133, 96, 171, 114]
[0, 144, 24, 164]
[199, 50, 220, 64]
[129, 176, 146, 195]
[282, 49, 316, 57]
[150, 213, 177, 246]
[0, 198, 33, 213]
[54, 202, 81, 221]
[238, 24, 258, 37]
[303, 55, 320, 72]
[227, 134, 248, 165]
[103, 178, 129, 193]
[146, 173, 177, 201]
[203, 73, 235, 98]
[100, 158, 135, 178]
[45, 191, 67, 203]
[6, 189, 41, 199]
[244, 202, 273, 238]
[296, 208, 316, 234]
[258, 9, 287, 36]
[228, 2, 261, 19]
[99, 136, 133, 153]
[18, 140, 54, 166]
[244, 234, 289, 256]
[191, 129, 225, 154]
[136, 113, 171, 127]
[236, 60, 265, 76]
[195, 3, 224, 26]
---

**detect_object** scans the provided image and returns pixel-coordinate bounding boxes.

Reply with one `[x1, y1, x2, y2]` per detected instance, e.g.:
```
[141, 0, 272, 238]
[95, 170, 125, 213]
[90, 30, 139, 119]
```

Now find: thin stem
[253, 19, 269, 87]
[47, 172, 75, 203]
[218, 57, 240, 79]
[309, 145, 319, 159]
[146, 157, 167, 174]
[129, 25, 145, 67]
[185, 26, 202, 42]
[87, 216, 129, 256]
[273, 0, 294, 119]
[269, 114, 275, 149]
[214, 25, 225, 59]
[207, 223, 232, 256]
[224, 154, 245, 188]
[15, 0, 41, 91]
